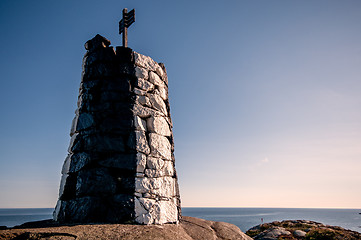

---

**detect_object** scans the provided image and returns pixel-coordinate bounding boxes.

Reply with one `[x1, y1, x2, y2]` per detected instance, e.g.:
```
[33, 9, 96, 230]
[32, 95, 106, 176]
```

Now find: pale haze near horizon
[0, 0, 360, 209]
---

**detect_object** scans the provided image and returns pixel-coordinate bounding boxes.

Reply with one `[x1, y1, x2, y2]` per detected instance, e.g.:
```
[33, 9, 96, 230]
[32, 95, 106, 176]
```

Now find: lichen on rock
[246, 219, 361, 240]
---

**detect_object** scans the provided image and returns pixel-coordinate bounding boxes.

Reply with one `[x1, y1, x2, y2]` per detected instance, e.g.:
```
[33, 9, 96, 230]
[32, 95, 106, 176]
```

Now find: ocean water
[0, 208, 360, 233]
[0, 208, 54, 228]
[183, 208, 361, 233]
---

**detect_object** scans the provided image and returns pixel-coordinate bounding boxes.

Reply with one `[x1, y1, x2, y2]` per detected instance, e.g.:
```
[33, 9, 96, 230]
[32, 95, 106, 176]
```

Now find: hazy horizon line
[1, 206, 360, 210]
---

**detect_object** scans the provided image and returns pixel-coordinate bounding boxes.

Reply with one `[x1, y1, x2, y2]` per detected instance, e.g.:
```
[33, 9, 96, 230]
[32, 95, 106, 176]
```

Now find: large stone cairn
[54, 34, 181, 225]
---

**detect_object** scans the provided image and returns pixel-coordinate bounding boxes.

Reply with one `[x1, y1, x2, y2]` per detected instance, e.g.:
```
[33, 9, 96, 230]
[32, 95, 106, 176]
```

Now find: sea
[0, 208, 360, 233]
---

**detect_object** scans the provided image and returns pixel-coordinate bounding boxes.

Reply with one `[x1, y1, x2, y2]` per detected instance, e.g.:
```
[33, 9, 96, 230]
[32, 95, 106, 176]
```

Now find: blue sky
[0, 0, 360, 208]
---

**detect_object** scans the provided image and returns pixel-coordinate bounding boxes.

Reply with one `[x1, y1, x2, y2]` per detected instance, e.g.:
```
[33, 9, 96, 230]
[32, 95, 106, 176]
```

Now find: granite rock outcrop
[0, 217, 253, 240]
[246, 219, 361, 240]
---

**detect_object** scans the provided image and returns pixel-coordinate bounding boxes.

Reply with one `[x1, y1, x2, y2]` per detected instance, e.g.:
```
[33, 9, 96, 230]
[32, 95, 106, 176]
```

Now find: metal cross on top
[119, 8, 135, 48]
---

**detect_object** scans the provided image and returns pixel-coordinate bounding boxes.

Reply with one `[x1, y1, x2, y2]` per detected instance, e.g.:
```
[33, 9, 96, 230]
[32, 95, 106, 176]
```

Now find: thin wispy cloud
[257, 157, 270, 167]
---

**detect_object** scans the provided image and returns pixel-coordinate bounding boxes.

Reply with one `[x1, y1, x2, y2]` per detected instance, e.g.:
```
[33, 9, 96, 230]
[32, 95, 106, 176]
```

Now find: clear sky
[0, 0, 360, 208]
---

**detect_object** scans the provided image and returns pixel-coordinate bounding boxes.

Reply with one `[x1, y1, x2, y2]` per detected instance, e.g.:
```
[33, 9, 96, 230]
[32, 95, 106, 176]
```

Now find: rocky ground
[246, 219, 361, 240]
[0, 216, 252, 240]
[2, 218, 360, 239]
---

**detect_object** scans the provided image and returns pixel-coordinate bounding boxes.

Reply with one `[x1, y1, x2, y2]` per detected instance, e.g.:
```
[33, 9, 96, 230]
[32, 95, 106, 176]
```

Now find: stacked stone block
[54, 34, 181, 225]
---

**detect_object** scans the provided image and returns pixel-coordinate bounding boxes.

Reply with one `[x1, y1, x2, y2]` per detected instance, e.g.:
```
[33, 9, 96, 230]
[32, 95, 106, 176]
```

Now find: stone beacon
[53, 33, 181, 225]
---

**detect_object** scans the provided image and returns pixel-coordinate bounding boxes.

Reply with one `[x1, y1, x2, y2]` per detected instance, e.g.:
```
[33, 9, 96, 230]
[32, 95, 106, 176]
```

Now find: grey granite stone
[55, 35, 180, 225]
